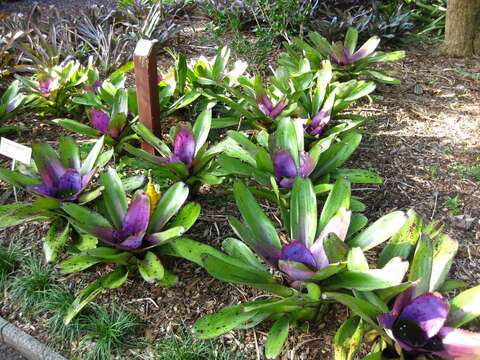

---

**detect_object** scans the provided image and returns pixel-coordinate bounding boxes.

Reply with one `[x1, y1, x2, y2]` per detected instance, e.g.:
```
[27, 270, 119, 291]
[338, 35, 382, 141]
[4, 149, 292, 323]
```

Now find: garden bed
[1, 1, 480, 359]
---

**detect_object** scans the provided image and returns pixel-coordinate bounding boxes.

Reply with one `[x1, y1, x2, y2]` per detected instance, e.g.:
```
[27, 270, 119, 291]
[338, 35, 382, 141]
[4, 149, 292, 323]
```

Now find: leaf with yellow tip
[146, 177, 161, 214]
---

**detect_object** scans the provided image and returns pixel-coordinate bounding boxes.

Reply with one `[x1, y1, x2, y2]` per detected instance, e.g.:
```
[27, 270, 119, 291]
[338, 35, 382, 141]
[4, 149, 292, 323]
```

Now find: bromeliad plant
[293, 60, 375, 138]
[0, 136, 111, 205]
[0, 136, 115, 262]
[0, 80, 31, 135]
[15, 59, 89, 117]
[161, 177, 411, 359]
[123, 107, 224, 189]
[330, 211, 480, 360]
[279, 27, 405, 84]
[54, 65, 132, 147]
[377, 286, 480, 360]
[218, 117, 380, 200]
[209, 58, 375, 132]
[59, 168, 200, 323]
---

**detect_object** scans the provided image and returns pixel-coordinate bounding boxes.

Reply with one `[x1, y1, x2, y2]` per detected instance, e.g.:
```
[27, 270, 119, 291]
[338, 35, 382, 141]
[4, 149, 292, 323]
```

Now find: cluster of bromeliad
[1, 28, 479, 360]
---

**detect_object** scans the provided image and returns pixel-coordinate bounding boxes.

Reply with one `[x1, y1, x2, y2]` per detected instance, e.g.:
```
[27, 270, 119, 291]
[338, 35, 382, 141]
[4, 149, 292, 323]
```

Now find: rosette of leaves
[184, 46, 252, 126]
[329, 212, 480, 359]
[161, 177, 411, 358]
[123, 107, 224, 190]
[279, 27, 405, 85]
[288, 60, 375, 138]
[15, 59, 89, 117]
[54, 66, 134, 148]
[218, 117, 381, 201]
[0, 80, 32, 135]
[0, 136, 122, 261]
[209, 58, 374, 131]
[59, 168, 200, 323]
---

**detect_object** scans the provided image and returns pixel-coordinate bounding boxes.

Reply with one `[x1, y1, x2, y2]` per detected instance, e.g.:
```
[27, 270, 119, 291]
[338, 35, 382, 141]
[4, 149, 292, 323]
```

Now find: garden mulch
[0, 4, 480, 359]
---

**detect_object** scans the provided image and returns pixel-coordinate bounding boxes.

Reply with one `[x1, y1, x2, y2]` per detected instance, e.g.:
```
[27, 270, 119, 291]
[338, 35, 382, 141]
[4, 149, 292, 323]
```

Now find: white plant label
[0, 137, 32, 165]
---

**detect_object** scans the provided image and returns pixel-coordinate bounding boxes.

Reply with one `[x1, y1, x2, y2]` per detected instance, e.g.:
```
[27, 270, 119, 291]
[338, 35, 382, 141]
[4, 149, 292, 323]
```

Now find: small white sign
[0, 137, 32, 165]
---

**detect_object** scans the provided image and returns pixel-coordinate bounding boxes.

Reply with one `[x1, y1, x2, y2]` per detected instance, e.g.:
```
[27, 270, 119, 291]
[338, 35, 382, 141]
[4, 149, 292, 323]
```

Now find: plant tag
[0, 137, 32, 165]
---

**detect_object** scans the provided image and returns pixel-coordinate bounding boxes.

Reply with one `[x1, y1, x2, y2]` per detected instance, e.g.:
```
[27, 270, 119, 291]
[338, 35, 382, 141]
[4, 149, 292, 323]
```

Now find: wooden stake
[134, 39, 161, 154]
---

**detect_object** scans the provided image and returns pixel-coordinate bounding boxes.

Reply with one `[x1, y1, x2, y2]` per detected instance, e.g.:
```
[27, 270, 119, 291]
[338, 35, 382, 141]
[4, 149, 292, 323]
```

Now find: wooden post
[134, 39, 161, 154]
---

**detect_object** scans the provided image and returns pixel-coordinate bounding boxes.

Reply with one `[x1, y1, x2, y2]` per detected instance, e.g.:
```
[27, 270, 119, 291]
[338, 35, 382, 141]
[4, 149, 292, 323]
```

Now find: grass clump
[41, 287, 82, 346]
[0, 244, 21, 286]
[451, 164, 480, 182]
[80, 304, 144, 360]
[155, 327, 244, 360]
[9, 256, 55, 314]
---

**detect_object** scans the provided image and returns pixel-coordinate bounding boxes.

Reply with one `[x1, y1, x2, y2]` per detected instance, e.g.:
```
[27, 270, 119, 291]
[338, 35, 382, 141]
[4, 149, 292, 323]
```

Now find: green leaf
[202, 253, 292, 296]
[44, 218, 70, 262]
[59, 137, 80, 169]
[324, 292, 380, 326]
[439, 279, 466, 293]
[62, 203, 112, 232]
[137, 251, 165, 283]
[430, 234, 458, 292]
[0, 203, 52, 229]
[233, 181, 282, 252]
[168, 202, 201, 233]
[318, 177, 351, 234]
[80, 136, 105, 176]
[376, 282, 414, 303]
[218, 155, 269, 184]
[53, 118, 101, 140]
[64, 268, 128, 324]
[59, 255, 103, 274]
[160, 237, 226, 265]
[0, 168, 40, 188]
[222, 237, 265, 271]
[354, 291, 389, 313]
[146, 226, 186, 247]
[332, 169, 382, 184]
[344, 28, 359, 55]
[378, 210, 422, 267]
[194, 302, 261, 339]
[448, 284, 480, 328]
[311, 132, 362, 180]
[265, 317, 290, 359]
[346, 214, 368, 239]
[334, 316, 363, 360]
[348, 211, 407, 251]
[275, 117, 300, 167]
[324, 234, 349, 263]
[347, 248, 369, 272]
[350, 198, 366, 212]
[408, 235, 433, 297]
[361, 351, 383, 360]
[149, 182, 189, 233]
[212, 46, 230, 81]
[364, 70, 400, 85]
[290, 177, 317, 248]
[100, 168, 128, 229]
[192, 107, 212, 156]
[310, 262, 346, 282]
[327, 257, 408, 291]
[122, 175, 146, 192]
[131, 123, 171, 157]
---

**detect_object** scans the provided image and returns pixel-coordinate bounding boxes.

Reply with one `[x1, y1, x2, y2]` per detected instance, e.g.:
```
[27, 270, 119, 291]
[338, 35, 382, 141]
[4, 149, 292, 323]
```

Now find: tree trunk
[444, 0, 480, 56]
